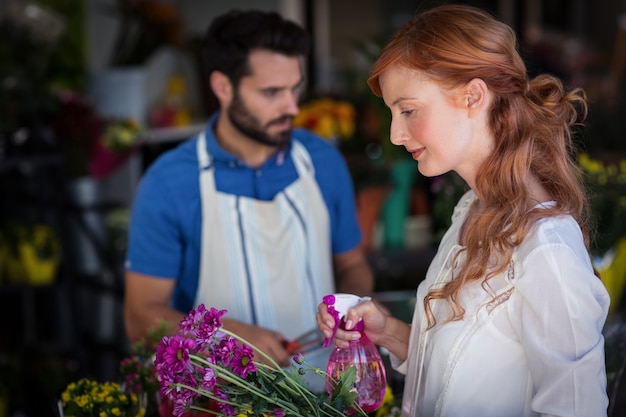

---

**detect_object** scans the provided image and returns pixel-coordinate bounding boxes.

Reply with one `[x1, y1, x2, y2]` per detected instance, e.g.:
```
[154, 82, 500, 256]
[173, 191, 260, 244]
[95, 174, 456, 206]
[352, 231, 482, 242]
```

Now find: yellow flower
[294, 98, 356, 141]
[102, 118, 141, 152]
[61, 378, 139, 417]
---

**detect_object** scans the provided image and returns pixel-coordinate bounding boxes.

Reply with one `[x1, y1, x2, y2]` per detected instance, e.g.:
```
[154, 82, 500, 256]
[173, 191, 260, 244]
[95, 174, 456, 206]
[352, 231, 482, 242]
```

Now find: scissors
[281, 328, 325, 354]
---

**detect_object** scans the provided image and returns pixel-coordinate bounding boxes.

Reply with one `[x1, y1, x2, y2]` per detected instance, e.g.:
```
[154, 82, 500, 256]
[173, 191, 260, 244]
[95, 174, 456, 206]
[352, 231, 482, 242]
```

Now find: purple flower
[179, 304, 207, 336]
[229, 344, 256, 378]
[157, 365, 196, 401]
[214, 387, 236, 416]
[157, 368, 177, 399]
[214, 335, 237, 363]
[155, 335, 195, 374]
[161, 372, 199, 412]
[195, 307, 227, 344]
[292, 352, 305, 365]
[200, 365, 217, 392]
[273, 408, 285, 417]
[172, 396, 192, 417]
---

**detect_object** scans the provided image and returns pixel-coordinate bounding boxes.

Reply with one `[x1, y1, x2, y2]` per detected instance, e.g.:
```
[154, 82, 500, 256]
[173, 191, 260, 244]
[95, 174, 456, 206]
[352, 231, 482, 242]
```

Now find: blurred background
[0, 0, 625, 416]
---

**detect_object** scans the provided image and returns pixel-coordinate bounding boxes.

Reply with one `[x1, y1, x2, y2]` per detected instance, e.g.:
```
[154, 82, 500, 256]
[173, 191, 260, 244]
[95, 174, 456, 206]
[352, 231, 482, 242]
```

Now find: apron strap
[196, 131, 212, 170]
[291, 140, 314, 176]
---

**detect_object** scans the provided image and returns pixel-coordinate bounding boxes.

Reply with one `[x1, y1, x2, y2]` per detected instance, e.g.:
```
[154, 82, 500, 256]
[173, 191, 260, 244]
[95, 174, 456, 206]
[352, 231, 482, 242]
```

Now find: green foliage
[578, 153, 626, 256]
[37, 0, 87, 91]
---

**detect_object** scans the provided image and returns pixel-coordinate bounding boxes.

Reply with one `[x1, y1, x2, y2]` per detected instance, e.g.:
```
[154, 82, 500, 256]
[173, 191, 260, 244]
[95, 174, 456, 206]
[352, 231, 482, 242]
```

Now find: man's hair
[202, 9, 310, 88]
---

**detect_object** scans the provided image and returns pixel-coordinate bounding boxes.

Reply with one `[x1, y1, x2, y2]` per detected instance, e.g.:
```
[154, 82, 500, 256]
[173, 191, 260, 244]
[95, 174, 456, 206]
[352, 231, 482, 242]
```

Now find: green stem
[218, 329, 321, 411]
[189, 356, 305, 416]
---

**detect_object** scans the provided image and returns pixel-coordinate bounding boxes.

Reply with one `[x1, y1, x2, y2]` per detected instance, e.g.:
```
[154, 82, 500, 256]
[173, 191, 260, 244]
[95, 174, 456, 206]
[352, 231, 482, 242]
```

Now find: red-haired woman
[317, 4, 609, 417]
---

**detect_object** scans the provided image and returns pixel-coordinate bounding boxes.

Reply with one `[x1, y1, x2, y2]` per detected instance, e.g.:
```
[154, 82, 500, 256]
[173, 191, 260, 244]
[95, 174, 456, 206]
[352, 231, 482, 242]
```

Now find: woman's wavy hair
[368, 4, 591, 328]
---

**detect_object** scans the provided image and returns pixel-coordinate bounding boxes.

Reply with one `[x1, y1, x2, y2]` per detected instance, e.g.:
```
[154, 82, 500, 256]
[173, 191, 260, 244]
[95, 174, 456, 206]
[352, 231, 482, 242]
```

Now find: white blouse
[393, 191, 610, 417]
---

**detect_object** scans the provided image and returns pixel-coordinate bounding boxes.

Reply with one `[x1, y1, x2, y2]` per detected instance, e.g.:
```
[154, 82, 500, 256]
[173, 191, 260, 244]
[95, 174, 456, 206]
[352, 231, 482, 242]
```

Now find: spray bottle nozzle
[322, 293, 371, 348]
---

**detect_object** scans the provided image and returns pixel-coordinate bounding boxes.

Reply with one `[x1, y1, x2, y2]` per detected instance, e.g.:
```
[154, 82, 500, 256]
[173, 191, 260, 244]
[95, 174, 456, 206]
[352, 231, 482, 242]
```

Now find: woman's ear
[464, 78, 490, 115]
[209, 71, 233, 104]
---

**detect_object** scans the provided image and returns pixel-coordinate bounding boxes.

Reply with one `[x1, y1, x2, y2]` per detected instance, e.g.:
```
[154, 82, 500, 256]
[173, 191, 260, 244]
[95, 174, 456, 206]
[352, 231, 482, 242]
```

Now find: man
[124, 9, 374, 370]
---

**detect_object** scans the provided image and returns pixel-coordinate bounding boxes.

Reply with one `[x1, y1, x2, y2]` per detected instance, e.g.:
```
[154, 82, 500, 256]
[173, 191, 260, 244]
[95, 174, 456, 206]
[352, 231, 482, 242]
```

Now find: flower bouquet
[155, 304, 368, 417]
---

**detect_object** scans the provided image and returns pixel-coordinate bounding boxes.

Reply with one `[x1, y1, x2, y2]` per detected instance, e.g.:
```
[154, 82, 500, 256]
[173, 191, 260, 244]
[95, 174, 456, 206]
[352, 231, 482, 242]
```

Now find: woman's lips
[409, 147, 425, 160]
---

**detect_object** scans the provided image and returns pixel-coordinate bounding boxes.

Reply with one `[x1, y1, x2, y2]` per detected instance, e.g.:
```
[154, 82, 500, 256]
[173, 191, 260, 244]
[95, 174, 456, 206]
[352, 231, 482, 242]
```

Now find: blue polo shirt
[126, 115, 362, 312]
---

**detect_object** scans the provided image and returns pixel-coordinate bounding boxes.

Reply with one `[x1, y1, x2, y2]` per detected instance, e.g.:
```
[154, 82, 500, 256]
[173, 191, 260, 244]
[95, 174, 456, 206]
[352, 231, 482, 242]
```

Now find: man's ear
[464, 78, 489, 115]
[210, 71, 233, 103]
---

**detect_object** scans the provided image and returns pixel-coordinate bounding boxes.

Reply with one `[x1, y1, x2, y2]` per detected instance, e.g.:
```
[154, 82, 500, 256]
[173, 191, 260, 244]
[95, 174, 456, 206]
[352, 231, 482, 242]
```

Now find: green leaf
[329, 367, 358, 411]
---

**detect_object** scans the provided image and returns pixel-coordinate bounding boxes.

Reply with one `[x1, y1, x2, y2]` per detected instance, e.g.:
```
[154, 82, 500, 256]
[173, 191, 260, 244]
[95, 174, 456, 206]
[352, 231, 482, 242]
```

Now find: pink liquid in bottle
[326, 332, 387, 413]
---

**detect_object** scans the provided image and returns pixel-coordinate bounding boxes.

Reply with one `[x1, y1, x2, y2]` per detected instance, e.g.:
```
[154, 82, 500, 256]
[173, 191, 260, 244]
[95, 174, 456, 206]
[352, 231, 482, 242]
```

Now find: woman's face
[379, 66, 491, 185]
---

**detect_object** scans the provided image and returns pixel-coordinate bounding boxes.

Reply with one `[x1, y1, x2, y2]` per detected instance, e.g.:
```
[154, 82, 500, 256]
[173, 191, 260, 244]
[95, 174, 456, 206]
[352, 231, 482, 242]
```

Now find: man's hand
[222, 319, 291, 367]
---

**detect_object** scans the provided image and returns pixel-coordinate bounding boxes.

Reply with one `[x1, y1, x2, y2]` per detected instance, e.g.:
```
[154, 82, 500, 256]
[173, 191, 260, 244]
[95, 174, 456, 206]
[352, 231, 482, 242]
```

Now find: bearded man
[123, 10, 374, 376]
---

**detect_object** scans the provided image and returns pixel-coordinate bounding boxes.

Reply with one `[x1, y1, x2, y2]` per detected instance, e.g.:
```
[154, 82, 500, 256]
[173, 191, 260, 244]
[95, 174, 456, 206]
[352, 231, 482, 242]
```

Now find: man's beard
[227, 92, 293, 147]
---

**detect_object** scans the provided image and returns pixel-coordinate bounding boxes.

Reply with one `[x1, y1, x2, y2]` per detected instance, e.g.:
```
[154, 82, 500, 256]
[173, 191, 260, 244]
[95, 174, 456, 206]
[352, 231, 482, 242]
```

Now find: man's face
[227, 49, 305, 148]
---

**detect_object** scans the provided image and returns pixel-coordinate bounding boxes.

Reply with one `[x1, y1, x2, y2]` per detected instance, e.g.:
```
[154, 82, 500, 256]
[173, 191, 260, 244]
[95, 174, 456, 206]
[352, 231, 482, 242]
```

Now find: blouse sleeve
[508, 242, 610, 416]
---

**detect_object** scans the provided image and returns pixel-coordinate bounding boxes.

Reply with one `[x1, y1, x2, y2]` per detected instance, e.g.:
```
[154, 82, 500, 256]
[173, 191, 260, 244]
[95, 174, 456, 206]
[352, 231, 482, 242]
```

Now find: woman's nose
[389, 119, 407, 146]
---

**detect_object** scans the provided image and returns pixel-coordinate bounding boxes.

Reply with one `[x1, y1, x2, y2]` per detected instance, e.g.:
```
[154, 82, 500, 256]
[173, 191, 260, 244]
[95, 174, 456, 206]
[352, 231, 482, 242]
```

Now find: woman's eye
[400, 109, 414, 116]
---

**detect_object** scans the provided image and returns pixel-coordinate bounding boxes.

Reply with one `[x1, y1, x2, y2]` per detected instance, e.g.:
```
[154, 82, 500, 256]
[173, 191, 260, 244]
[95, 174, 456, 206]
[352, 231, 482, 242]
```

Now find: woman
[317, 5, 610, 417]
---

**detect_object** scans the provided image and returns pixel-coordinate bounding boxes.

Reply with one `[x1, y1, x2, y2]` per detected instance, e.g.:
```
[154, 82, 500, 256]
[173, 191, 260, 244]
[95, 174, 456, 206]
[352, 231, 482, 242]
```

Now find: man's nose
[283, 91, 300, 115]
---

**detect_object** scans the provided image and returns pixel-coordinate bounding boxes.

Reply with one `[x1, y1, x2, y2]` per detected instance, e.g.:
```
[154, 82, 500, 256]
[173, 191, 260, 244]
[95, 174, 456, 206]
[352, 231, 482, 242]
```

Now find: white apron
[194, 131, 334, 341]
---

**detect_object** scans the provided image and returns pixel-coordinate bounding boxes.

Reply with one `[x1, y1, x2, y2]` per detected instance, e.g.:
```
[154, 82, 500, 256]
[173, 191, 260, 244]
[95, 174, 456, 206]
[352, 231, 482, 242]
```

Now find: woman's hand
[317, 300, 411, 360]
[316, 300, 388, 349]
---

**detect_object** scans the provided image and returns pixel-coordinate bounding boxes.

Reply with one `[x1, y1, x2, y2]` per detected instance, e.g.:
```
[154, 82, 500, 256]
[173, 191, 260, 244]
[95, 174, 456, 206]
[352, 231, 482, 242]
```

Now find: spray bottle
[322, 293, 387, 413]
